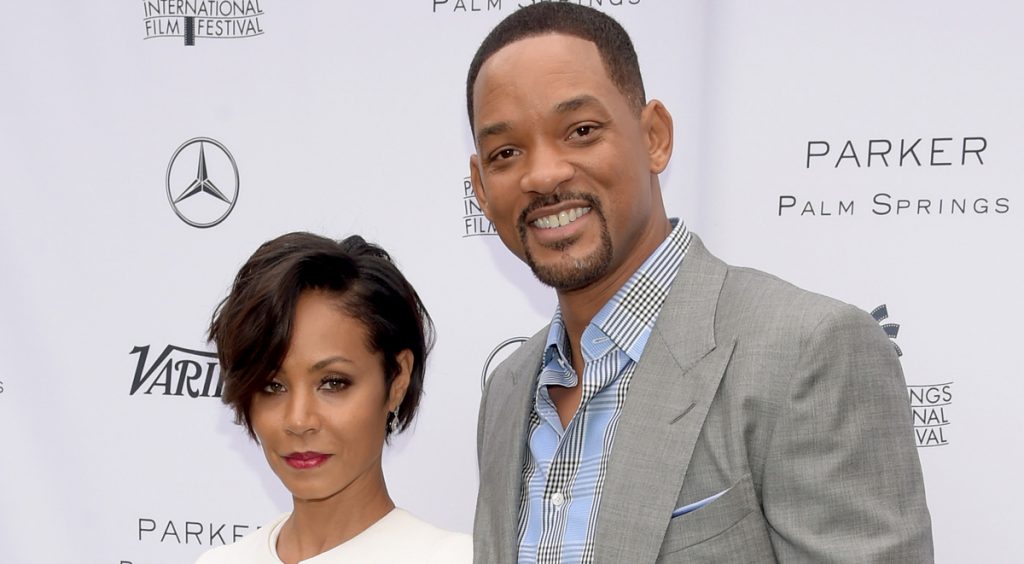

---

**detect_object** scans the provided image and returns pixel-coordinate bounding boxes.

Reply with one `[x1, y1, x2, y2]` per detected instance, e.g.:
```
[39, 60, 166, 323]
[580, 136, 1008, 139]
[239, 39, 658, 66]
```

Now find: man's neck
[555, 215, 673, 374]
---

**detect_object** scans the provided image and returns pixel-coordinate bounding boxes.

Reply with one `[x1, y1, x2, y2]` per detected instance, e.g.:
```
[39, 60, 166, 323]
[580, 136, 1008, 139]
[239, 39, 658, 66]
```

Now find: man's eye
[490, 148, 518, 161]
[570, 125, 597, 139]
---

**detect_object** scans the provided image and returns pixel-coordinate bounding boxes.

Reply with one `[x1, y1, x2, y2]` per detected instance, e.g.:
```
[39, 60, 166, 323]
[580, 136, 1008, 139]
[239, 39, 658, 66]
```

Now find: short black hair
[466, 3, 646, 131]
[208, 232, 434, 441]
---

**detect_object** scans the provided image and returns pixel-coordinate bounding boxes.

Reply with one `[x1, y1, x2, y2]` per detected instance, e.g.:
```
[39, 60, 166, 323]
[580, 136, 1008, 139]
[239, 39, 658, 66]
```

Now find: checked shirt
[516, 220, 692, 564]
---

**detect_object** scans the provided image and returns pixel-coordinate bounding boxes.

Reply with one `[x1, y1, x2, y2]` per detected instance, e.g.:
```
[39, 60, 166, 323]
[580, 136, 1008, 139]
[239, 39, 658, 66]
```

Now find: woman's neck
[275, 467, 395, 564]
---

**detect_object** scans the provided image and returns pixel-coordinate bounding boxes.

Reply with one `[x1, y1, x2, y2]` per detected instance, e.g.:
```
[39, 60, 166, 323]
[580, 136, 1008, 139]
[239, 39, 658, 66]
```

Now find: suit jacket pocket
[658, 473, 761, 556]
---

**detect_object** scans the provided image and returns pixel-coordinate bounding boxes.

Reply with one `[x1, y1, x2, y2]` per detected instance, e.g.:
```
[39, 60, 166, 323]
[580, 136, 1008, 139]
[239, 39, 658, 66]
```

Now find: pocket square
[671, 487, 731, 517]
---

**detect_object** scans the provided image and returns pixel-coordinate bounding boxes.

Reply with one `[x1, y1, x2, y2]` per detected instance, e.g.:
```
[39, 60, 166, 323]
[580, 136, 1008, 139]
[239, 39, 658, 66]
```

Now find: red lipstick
[284, 452, 331, 469]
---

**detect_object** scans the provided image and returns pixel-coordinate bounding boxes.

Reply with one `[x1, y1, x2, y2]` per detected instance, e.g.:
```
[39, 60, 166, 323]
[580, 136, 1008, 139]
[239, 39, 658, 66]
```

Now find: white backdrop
[0, 2, 1019, 562]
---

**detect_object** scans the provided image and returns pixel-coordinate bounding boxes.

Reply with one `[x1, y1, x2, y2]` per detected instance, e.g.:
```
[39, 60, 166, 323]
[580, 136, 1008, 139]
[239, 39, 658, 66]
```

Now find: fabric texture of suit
[474, 234, 932, 563]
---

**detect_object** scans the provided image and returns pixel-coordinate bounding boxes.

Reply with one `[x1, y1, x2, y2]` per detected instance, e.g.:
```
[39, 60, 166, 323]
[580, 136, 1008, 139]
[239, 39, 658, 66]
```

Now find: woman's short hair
[208, 232, 434, 441]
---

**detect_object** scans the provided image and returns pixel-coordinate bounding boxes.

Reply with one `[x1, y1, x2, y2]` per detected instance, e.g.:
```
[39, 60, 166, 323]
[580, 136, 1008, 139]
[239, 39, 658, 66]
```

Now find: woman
[196, 232, 471, 563]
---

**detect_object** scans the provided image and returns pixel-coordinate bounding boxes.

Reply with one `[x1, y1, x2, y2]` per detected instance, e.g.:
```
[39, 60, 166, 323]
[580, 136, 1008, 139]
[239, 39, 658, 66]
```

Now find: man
[467, 4, 932, 563]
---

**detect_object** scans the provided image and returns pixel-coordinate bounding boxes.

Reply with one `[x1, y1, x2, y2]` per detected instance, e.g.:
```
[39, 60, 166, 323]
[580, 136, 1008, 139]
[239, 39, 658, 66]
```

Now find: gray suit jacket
[474, 235, 932, 563]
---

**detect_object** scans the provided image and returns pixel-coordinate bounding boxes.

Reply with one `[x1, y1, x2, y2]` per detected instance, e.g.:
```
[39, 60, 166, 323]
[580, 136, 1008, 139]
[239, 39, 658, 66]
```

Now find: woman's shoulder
[193, 513, 289, 564]
[373, 509, 472, 562]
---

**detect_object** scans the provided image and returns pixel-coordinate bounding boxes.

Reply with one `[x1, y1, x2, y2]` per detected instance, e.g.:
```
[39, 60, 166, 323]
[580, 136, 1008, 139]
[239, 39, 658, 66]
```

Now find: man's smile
[531, 206, 592, 229]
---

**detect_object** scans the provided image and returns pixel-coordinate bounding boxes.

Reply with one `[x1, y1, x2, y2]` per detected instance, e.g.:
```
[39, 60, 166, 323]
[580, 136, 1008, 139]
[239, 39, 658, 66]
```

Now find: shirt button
[551, 492, 565, 507]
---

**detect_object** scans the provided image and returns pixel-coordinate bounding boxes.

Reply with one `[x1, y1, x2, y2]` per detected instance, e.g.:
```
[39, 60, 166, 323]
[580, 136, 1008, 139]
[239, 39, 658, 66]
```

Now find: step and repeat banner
[0, 2, 1019, 562]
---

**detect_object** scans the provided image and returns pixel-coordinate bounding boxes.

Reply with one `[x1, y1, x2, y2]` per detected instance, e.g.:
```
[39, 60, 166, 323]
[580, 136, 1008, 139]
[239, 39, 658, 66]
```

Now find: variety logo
[481, 337, 528, 391]
[129, 345, 224, 398]
[778, 135, 1010, 217]
[462, 176, 497, 237]
[433, 0, 641, 15]
[166, 137, 239, 228]
[872, 304, 953, 448]
[142, 1, 265, 46]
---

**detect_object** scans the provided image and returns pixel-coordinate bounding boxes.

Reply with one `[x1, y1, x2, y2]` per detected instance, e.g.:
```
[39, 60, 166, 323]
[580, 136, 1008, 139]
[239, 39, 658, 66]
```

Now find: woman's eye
[262, 381, 284, 394]
[320, 377, 349, 392]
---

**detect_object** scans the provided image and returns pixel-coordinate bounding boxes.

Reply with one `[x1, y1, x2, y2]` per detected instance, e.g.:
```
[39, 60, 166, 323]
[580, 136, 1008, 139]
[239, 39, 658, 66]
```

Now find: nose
[521, 143, 574, 194]
[283, 390, 320, 436]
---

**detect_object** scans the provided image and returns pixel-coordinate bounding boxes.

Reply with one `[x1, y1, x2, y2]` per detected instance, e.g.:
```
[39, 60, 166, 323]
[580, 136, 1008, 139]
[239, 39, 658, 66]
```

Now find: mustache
[516, 192, 603, 231]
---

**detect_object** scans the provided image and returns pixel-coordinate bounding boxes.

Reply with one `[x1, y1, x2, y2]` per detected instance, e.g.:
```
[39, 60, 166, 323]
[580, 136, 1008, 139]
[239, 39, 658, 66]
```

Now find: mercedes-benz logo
[166, 137, 239, 228]
[481, 337, 528, 392]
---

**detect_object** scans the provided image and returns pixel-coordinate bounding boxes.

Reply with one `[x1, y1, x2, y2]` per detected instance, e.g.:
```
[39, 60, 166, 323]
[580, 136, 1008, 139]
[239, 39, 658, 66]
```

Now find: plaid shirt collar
[542, 219, 691, 370]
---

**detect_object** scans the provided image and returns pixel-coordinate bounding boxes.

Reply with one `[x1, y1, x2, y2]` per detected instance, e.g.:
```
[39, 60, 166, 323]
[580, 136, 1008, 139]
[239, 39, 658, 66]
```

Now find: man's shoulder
[676, 234, 875, 343]
[680, 233, 855, 320]
[712, 261, 879, 344]
[722, 263, 845, 312]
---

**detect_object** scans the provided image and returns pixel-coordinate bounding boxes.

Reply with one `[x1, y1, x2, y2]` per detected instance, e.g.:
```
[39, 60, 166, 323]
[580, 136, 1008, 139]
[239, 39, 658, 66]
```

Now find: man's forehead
[479, 33, 603, 79]
[473, 34, 613, 118]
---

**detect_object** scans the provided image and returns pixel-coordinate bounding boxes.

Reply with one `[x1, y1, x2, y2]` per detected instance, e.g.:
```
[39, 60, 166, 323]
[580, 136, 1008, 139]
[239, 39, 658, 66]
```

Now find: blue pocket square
[671, 487, 731, 517]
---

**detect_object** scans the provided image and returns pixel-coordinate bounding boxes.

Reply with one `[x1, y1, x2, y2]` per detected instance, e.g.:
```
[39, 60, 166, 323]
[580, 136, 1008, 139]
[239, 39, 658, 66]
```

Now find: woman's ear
[388, 349, 414, 411]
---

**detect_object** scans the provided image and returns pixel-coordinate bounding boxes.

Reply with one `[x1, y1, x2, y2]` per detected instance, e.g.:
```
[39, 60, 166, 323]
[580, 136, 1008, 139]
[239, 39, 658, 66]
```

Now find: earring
[388, 407, 400, 434]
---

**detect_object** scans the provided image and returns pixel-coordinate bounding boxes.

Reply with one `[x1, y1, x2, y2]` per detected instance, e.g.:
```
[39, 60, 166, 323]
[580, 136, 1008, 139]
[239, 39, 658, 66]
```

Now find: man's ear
[469, 154, 492, 221]
[641, 100, 674, 174]
[388, 349, 413, 411]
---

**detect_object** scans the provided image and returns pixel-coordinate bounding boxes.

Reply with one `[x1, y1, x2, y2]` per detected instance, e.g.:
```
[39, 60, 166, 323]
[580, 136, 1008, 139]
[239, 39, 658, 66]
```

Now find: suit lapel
[593, 236, 734, 563]
[480, 330, 546, 563]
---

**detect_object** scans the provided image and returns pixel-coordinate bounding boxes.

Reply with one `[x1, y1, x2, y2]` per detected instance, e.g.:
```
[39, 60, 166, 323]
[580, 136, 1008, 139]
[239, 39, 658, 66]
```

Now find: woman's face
[250, 290, 409, 503]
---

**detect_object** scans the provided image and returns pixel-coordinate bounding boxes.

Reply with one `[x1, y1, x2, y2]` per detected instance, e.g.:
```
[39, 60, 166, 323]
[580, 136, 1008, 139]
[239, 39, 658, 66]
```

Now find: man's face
[470, 33, 670, 292]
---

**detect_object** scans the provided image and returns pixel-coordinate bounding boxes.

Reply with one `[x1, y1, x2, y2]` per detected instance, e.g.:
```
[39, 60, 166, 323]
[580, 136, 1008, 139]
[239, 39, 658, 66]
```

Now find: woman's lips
[284, 452, 331, 469]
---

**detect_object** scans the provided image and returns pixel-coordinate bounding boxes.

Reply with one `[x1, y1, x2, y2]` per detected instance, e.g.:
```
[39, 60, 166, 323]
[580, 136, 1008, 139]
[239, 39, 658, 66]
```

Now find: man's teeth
[532, 207, 591, 229]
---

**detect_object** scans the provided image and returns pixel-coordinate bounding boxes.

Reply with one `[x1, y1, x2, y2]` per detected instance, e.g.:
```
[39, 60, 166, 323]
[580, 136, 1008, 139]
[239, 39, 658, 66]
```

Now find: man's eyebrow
[554, 95, 601, 114]
[474, 95, 602, 145]
[475, 122, 511, 146]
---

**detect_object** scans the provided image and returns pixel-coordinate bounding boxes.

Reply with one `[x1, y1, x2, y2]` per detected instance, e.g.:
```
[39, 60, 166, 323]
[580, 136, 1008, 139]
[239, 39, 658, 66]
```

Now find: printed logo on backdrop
[871, 304, 953, 448]
[142, 1, 264, 46]
[132, 516, 258, 550]
[166, 137, 239, 228]
[908, 381, 952, 448]
[129, 345, 223, 398]
[463, 176, 497, 237]
[779, 135, 1010, 217]
[433, 0, 641, 14]
[481, 337, 528, 391]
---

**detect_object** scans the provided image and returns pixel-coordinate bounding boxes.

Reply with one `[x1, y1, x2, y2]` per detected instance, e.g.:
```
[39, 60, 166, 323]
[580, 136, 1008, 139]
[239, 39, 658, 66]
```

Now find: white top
[195, 508, 471, 564]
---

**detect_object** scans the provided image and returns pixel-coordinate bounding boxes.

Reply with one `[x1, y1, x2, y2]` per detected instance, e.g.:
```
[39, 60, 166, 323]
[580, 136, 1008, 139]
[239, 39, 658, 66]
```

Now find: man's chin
[518, 213, 613, 290]
[526, 251, 610, 291]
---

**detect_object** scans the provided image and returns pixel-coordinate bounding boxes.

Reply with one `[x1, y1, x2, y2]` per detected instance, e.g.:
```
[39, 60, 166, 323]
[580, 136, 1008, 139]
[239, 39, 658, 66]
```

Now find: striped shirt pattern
[516, 220, 692, 564]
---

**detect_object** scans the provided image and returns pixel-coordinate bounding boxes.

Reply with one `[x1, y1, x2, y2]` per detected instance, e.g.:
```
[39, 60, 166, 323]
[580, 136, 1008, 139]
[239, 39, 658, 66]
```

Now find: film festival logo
[142, 1, 264, 46]
[128, 344, 224, 398]
[480, 337, 528, 391]
[871, 304, 953, 448]
[166, 137, 239, 228]
[462, 176, 497, 237]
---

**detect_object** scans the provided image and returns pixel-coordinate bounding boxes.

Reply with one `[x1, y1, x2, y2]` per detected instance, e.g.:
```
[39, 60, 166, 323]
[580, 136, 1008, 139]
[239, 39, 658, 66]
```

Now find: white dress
[195, 508, 471, 563]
